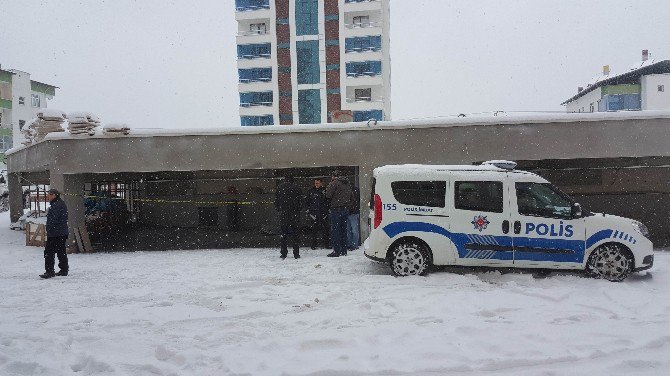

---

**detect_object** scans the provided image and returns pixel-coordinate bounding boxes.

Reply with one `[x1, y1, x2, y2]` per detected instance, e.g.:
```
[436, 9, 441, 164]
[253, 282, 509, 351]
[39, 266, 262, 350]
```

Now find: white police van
[364, 161, 654, 281]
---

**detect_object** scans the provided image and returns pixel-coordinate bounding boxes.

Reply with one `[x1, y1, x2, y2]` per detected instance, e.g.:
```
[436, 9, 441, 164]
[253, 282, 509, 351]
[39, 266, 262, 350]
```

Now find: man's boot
[40, 271, 56, 279]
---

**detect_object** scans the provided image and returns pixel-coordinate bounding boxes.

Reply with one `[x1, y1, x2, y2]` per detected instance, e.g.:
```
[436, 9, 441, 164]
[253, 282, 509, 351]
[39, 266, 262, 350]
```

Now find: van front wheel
[390, 241, 429, 276]
[586, 244, 632, 282]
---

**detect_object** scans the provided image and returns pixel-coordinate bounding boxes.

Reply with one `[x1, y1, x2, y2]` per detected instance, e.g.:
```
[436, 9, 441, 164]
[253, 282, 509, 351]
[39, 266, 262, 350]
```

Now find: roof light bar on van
[482, 160, 517, 170]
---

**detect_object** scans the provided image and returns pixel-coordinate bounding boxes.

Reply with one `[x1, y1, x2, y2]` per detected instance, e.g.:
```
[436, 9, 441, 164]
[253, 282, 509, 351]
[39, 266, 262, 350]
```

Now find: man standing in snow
[346, 183, 360, 252]
[305, 178, 329, 250]
[325, 171, 352, 257]
[40, 188, 69, 279]
[275, 176, 302, 259]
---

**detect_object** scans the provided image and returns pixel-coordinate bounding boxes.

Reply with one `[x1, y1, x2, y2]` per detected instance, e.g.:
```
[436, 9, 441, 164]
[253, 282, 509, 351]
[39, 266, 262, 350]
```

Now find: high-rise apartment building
[235, 0, 391, 126]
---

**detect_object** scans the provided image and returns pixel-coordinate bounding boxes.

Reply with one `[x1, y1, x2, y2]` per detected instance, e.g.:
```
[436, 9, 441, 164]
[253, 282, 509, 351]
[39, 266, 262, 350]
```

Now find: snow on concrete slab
[0, 211, 668, 375]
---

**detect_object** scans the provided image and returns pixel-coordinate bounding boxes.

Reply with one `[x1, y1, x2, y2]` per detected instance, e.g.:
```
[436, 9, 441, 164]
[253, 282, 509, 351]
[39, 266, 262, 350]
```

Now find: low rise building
[0, 67, 58, 157]
[562, 51, 670, 113]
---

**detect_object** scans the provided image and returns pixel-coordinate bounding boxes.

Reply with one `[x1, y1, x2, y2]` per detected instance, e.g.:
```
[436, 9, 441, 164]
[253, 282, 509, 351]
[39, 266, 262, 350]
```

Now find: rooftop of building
[561, 59, 670, 105]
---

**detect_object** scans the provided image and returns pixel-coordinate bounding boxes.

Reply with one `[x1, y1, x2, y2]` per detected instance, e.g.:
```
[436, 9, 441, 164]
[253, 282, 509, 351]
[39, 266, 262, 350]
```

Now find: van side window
[454, 181, 503, 213]
[391, 181, 446, 207]
[516, 182, 572, 219]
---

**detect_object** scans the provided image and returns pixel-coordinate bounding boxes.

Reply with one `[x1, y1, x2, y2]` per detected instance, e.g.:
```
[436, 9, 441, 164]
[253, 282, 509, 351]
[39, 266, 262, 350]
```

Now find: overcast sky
[1, 0, 669, 128]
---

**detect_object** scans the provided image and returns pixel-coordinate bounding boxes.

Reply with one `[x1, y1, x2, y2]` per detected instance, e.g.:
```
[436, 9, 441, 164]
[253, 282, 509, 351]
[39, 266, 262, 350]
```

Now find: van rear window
[391, 181, 446, 208]
[454, 181, 503, 213]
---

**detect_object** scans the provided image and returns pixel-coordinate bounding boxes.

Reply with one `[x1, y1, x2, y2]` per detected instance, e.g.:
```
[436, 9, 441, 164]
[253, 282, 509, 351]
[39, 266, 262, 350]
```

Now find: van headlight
[632, 221, 650, 239]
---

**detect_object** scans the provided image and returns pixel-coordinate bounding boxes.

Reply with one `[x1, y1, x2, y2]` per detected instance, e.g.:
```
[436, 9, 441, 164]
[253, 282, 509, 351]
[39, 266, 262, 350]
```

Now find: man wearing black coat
[40, 188, 69, 279]
[305, 178, 329, 249]
[275, 176, 302, 259]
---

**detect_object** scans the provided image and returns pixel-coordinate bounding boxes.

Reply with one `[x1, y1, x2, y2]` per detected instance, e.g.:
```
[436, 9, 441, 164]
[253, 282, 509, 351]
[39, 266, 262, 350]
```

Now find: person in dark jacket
[346, 183, 361, 251]
[305, 178, 329, 249]
[40, 188, 69, 279]
[325, 171, 352, 257]
[275, 176, 302, 259]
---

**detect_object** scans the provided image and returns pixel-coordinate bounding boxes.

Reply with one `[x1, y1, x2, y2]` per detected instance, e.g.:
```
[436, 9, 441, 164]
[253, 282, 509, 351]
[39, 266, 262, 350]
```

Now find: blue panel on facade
[297, 40, 320, 84]
[295, 0, 319, 35]
[353, 110, 383, 122]
[239, 91, 273, 107]
[237, 43, 271, 59]
[602, 94, 641, 111]
[241, 115, 274, 126]
[236, 0, 270, 11]
[238, 68, 272, 83]
[345, 36, 382, 52]
[346, 61, 382, 77]
[298, 89, 321, 124]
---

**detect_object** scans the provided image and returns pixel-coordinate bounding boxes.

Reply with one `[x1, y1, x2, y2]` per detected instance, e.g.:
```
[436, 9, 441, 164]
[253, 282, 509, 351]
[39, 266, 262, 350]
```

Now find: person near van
[275, 176, 302, 259]
[346, 183, 360, 251]
[305, 178, 329, 249]
[40, 189, 69, 279]
[325, 171, 352, 257]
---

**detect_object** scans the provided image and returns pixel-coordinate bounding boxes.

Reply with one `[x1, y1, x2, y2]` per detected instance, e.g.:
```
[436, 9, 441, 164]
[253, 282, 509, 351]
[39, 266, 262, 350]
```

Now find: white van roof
[374, 164, 540, 178]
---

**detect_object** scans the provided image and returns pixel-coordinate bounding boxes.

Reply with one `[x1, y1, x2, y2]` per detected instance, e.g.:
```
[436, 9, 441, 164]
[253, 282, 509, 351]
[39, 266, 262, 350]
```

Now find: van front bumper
[634, 254, 654, 272]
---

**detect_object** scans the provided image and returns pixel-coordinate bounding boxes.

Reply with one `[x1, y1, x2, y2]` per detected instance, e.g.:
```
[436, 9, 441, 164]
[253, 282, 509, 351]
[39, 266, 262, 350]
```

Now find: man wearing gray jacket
[325, 171, 352, 257]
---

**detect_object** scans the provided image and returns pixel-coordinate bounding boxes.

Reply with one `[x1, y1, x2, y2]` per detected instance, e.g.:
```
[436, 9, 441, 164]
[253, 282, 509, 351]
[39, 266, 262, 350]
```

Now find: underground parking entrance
[81, 166, 361, 252]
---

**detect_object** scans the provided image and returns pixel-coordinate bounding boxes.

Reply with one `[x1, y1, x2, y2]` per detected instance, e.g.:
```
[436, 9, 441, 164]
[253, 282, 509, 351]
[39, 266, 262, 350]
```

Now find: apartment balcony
[342, 0, 382, 12]
[235, 0, 270, 20]
[236, 31, 272, 45]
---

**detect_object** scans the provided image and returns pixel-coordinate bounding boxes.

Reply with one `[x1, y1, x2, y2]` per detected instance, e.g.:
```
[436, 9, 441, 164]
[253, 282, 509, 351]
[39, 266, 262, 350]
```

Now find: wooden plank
[79, 226, 93, 253]
[73, 227, 84, 254]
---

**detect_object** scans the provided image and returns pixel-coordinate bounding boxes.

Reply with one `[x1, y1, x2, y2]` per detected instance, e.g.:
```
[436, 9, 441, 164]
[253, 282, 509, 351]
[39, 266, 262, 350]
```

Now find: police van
[364, 161, 654, 282]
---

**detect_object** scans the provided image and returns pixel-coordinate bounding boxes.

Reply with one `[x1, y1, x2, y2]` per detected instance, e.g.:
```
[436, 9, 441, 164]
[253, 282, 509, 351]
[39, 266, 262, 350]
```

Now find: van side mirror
[571, 203, 582, 218]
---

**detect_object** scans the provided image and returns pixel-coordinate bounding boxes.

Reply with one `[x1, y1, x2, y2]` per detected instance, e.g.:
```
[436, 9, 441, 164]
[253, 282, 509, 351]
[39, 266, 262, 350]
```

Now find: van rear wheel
[586, 244, 632, 282]
[390, 241, 429, 276]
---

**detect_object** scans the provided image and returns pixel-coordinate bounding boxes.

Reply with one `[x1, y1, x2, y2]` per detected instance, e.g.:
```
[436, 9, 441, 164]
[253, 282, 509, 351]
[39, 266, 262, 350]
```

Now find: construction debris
[68, 111, 101, 136]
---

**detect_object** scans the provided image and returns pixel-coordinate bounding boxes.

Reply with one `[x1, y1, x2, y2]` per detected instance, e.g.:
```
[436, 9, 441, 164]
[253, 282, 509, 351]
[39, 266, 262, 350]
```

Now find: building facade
[0, 67, 57, 156]
[562, 52, 670, 113]
[235, 0, 391, 126]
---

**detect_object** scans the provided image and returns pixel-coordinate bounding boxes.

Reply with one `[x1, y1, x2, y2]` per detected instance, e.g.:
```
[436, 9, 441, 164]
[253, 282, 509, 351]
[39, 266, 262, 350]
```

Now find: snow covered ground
[1, 211, 669, 376]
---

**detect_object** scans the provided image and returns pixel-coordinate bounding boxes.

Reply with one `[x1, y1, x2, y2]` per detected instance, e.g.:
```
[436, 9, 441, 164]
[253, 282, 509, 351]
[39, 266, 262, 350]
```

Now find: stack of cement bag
[67, 112, 101, 136]
[25, 109, 67, 144]
[103, 123, 131, 136]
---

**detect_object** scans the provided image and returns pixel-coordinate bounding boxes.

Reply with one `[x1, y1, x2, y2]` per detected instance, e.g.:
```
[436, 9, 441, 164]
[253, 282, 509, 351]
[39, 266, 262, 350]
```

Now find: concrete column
[50, 172, 86, 251]
[8, 173, 24, 223]
[358, 165, 374, 242]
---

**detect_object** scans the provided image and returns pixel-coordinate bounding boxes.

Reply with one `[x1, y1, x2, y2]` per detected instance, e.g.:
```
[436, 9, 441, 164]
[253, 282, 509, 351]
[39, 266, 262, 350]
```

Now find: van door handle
[514, 221, 521, 234]
[502, 220, 509, 234]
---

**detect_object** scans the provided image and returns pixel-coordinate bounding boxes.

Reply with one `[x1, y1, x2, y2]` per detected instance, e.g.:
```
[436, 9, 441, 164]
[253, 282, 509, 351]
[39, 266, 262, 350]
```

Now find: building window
[454, 181, 504, 213]
[238, 68, 272, 83]
[239, 91, 273, 107]
[345, 36, 382, 53]
[31, 94, 41, 107]
[296, 40, 320, 84]
[589, 103, 594, 113]
[295, 0, 318, 36]
[659, 85, 665, 92]
[354, 88, 372, 102]
[353, 109, 382, 122]
[235, 0, 270, 11]
[298, 89, 321, 124]
[0, 134, 12, 152]
[353, 15, 370, 28]
[237, 43, 271, 59]
[241, 115, 274, 126]
[346, 61, 382, 77]
[250, 23, 267, 34]
[19, 96, 25, 105]
[19, 120, 26, 129]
